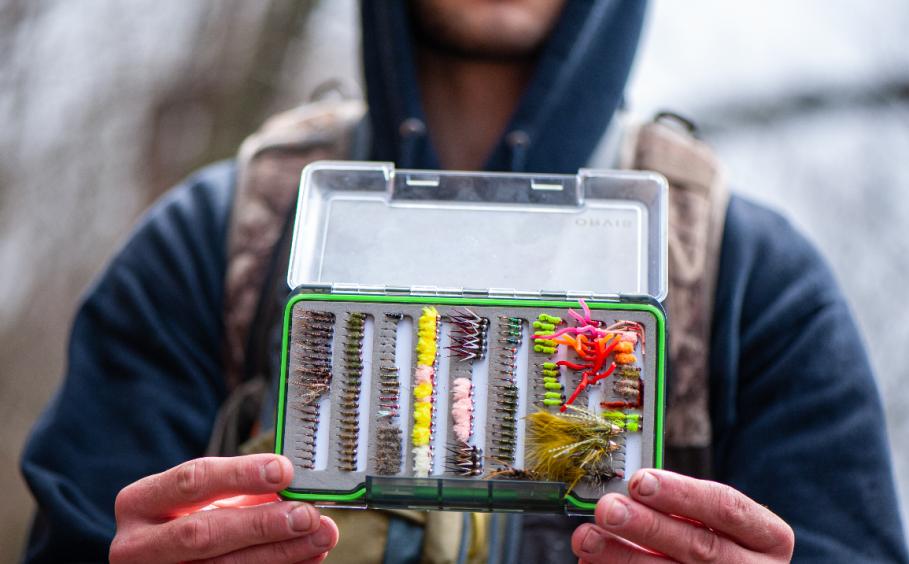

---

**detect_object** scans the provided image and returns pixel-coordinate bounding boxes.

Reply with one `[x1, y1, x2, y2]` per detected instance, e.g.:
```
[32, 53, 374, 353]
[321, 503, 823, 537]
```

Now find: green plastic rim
[280, 487, 367, 502]
[274, 292, 667, 510]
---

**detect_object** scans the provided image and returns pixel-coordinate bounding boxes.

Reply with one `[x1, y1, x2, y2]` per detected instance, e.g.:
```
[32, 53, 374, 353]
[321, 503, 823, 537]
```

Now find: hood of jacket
[360, 0, 647, 173]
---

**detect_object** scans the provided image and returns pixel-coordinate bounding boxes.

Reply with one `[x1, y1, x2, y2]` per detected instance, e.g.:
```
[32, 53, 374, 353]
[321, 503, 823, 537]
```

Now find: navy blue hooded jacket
[21, 1, 908, 562]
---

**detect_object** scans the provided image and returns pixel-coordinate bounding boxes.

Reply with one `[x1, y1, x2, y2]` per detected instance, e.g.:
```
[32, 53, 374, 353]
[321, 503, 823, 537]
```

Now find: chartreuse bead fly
[602, 410, 641, 432]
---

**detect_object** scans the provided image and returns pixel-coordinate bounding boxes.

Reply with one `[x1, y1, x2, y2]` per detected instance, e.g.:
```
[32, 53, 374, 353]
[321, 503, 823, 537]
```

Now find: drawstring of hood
[506, 129, 531, 172]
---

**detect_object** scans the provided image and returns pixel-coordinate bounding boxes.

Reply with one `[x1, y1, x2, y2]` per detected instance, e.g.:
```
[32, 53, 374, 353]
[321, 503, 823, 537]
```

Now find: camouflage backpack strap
[622, 113, 730, 477]
[222, 99, 366, 391]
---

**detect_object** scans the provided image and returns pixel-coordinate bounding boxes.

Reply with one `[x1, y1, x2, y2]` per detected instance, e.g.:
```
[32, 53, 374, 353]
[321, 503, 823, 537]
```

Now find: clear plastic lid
[287, 161, 668, 301]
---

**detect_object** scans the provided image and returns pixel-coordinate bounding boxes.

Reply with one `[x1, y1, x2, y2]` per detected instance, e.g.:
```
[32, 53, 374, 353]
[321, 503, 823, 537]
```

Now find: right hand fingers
[110, 500, 325, 563]
[116, 454, 293, 521]
[191, 516, 339, 564]
[208, 493, 282, 509]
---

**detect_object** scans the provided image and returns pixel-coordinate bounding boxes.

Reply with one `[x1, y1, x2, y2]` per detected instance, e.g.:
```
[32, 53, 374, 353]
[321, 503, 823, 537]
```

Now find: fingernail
[604, 497, 629, 526]
[637, 471, 659, 496]
[289, 504, 315, 532]
[311, 518, 335, 549]
[264, 459, 283, 484]
[581, 528, 605, 553]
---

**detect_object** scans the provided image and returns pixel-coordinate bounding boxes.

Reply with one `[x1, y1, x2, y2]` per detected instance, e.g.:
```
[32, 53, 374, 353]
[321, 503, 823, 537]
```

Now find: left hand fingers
[584, 494, 758, 562]
[571, 523, 669, 564]
[627, 470, 794, 557]
[587, 493, 751, 563]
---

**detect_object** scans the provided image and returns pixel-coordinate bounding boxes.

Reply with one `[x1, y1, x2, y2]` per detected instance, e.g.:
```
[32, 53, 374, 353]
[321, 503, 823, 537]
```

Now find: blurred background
[1, 0, 907, 559]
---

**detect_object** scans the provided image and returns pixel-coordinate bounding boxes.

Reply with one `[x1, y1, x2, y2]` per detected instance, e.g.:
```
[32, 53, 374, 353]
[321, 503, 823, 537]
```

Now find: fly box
[274, 161, 668, 515]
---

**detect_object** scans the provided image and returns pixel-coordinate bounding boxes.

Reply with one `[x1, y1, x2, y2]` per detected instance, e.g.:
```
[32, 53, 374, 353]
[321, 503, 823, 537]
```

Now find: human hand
[572, 469, 794, 563]
[110, 454, 338, 563]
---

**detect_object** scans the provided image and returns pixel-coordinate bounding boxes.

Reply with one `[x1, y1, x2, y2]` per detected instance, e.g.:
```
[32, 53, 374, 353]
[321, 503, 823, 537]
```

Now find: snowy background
[1, 0, 907, 558]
